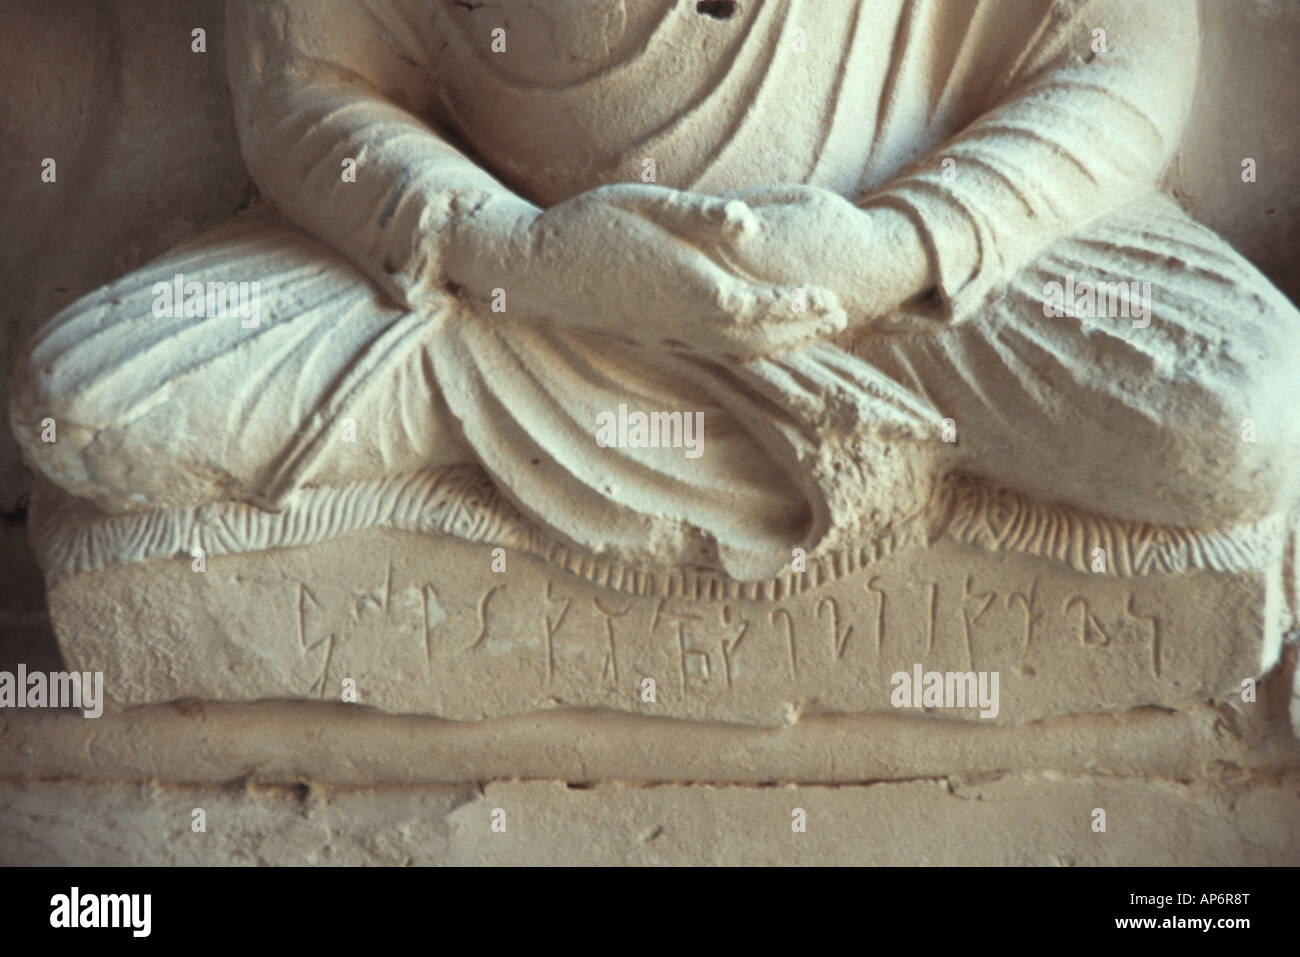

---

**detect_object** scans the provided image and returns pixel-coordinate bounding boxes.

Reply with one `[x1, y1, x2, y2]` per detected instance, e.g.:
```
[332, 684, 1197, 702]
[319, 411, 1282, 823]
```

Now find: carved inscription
[285, 546, 1171, 714]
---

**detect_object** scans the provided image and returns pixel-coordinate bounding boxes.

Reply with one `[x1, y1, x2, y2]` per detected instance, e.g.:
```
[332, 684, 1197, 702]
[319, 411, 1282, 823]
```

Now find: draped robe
[12, 0, 1300, 581]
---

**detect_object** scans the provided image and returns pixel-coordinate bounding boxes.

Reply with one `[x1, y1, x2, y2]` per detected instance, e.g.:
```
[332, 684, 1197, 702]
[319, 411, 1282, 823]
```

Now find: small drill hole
[697, 1, 738, 20]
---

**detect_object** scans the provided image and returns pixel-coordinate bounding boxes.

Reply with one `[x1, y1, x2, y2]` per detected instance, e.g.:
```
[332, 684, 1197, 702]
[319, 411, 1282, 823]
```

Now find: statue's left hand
[596, 183, 934, 328]
[439, 183, 848, 359]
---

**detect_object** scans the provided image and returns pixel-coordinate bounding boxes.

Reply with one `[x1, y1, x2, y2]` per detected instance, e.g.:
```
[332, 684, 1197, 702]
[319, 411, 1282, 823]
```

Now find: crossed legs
[13, 197, 1300, 538]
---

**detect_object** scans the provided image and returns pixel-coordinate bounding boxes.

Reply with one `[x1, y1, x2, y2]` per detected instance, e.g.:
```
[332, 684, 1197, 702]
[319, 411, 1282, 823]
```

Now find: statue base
[29, 476, 1289, 727]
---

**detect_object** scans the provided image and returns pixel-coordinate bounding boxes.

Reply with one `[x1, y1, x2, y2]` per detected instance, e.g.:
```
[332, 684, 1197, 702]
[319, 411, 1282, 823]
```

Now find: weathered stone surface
[2, 671, 1298, 788]
[4, 0, 1300, 871]
[4, 0, 1300, 514]
[45, 518, 1284, 726]
[3, 775, 1298, 866]
[0, 0, 250, 511]
[11, 1, 1299, 739]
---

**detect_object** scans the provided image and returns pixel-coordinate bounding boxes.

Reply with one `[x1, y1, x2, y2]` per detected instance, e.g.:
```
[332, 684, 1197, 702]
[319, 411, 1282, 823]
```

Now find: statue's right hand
[442, 188, 847, 361]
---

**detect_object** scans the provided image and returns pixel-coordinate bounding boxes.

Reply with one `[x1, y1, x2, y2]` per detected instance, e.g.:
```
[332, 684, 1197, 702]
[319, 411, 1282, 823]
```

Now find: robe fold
[13, 0, 1300, 582]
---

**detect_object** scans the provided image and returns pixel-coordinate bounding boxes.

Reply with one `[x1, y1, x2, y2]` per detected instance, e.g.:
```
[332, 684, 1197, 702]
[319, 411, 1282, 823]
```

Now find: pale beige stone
[447, 777, 1300, 866]
[2, 673, 1297, 788]
[0, 780, 479, 867]
[10, 0, 1300, 582]
[4, 0, 1300, 516]
[3, 775, 1298, 866]
[4, 0, 1300, 868]
[40, 506, 1287, 725]
[0, 0, 251, 510]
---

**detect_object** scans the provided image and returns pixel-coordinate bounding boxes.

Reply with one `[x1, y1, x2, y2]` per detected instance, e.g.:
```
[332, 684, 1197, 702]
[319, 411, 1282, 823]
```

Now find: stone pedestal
[35, 478, 1288, 727]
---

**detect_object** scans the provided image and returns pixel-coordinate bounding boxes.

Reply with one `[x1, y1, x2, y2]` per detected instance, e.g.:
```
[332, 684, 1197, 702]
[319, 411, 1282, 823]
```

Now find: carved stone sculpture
[9, 0, 1299, 723]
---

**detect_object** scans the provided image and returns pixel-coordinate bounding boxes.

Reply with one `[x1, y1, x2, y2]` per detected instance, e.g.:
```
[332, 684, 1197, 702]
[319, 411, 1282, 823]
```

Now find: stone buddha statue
[11, 0, 1300, 588]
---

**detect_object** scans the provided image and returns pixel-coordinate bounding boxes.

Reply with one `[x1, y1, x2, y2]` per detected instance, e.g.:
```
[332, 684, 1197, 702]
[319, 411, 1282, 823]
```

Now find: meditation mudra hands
[439, 181, 935, 360]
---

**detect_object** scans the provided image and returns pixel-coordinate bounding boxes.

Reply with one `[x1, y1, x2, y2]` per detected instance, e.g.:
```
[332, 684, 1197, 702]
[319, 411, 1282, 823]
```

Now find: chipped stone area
[2, 775, 1297, 866]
